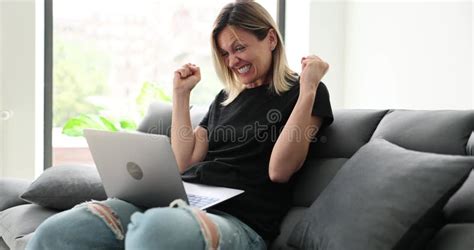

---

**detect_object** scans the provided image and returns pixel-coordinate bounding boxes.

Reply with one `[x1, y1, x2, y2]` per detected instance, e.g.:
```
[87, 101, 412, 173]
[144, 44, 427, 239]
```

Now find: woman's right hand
[173, 63, 201, 94]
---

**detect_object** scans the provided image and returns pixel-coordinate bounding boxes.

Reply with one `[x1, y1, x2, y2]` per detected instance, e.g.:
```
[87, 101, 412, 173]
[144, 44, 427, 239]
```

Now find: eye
[235, 46, 245, 52]
[220, 51, 229, 57]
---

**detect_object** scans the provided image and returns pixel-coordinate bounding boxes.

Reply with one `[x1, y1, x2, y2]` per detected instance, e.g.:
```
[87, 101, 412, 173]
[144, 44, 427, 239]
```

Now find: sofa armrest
[0, 178, 31, 212]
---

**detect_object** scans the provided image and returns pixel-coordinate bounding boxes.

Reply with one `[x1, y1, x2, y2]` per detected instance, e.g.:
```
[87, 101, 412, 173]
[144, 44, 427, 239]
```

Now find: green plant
[53, 37, 109, 127]
[135, 81, 172, 117]
[62, 114, 137, 136]
[62, 82, 171, 137]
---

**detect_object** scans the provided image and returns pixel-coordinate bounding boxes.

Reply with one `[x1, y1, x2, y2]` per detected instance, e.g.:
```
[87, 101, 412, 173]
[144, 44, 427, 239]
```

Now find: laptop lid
[83, 129, 243, 209]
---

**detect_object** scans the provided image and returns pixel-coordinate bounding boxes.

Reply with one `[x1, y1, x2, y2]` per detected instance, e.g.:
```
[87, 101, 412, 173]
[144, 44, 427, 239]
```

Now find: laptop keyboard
[187, 194, 219, 208]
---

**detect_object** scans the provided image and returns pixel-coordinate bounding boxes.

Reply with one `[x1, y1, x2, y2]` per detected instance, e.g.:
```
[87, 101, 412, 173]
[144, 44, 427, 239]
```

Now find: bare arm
[269, 93, 322, 183]
[171, 63, 209, 174]
[269, 55, 329, 183]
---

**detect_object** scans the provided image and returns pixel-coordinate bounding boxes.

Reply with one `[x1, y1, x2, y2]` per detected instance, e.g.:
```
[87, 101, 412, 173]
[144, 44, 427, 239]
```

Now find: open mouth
[237, 64, 251, 74]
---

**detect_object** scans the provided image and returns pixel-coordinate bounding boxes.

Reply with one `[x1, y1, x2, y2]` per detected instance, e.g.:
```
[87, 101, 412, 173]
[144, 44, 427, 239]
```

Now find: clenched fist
[173, 63, 201, 95]
[300, 55, 329, 93]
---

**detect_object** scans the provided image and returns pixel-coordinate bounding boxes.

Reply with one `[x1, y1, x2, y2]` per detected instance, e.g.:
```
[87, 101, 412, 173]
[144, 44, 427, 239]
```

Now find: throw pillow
[288, 139, 474, 250]
[20, 164, 107, 210]
[443, 170, 474, 222]
[0, 178, 31, 211]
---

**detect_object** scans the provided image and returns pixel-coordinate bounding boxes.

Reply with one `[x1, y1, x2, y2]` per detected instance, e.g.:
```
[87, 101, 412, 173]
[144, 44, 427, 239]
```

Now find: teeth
[238, 65, 251, 74]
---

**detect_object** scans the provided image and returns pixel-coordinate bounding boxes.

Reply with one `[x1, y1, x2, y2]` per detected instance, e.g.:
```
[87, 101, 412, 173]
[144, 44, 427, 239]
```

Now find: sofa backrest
[137, 102, 207, 137]
[292, 109, 388, 207]
[291, 109, 474, 248]
[137, 102, 474, 226]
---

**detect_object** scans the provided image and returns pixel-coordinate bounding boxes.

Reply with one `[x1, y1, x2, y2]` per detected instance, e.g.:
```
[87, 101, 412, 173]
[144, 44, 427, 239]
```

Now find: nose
[228, 53, 239, 68]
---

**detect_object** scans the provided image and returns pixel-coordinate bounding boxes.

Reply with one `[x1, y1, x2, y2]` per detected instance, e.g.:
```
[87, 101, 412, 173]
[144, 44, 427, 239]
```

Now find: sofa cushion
[291, 158, 347, 207]
[270, 207, 305, 250]
[371, 110, 474, 155]
[0, 178, 31, 212]
[0, 238, 8, 250]
[20, 165, 107, 210]
[0, 204, 58, 248]
[137, 101, 172, 136]
[137, 102, 208, 136]
[444, 170, 474, 223]
[308, 109, 387, 158]
[426, 223, 474, 250]
[288, 139, 474, 250]
[11, 232, 33, 250]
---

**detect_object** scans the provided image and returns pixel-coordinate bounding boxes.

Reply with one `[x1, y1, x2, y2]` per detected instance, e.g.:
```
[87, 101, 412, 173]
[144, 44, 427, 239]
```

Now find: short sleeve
[312, 82, 334, 129]
[198, 110, 210, 130]
[198, 90, 225, 131]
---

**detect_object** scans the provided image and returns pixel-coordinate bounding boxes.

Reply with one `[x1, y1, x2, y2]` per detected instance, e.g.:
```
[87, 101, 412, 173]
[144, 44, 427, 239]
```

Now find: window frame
[43, 0, 286, 169]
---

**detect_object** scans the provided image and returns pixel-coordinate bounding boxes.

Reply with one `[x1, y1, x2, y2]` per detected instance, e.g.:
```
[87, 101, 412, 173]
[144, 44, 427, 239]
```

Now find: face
[217, 26, 276, 88]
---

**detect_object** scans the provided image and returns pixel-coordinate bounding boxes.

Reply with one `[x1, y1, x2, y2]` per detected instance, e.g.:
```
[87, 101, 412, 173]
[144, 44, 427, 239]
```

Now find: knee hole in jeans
[86, 201, 125, 240]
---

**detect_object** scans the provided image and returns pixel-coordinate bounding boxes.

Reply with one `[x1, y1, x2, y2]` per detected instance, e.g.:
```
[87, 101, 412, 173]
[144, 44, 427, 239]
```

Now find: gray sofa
[0, 103, 473, 249]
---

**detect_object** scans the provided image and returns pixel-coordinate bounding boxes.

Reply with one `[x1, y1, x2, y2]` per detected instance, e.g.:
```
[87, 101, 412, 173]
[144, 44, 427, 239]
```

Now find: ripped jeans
[26, 198, 266, 250]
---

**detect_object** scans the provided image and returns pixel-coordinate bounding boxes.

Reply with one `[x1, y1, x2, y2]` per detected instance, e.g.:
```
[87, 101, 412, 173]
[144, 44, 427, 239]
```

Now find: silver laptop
[83, 129, 244, 210]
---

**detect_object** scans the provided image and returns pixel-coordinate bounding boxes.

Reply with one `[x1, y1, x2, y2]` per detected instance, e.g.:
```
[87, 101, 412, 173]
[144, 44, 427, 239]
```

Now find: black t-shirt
[182, 78, 333, 241]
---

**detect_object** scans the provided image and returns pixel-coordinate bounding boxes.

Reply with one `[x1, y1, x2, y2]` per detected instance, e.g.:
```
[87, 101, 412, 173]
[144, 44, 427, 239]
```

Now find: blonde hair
[211, 1, 297, 106]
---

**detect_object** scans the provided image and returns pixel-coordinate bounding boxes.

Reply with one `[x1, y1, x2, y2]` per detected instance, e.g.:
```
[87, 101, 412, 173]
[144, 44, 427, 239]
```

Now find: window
[52, 0, 279, 166]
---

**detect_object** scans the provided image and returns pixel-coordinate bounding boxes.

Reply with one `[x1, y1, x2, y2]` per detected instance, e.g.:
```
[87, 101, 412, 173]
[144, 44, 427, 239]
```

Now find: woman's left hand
[300, 55, 329, 93]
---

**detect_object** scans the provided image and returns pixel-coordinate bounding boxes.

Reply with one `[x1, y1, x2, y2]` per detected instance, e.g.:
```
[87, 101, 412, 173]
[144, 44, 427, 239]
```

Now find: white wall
[286, 0, 348, 109]
[285, 0, 310, 72]
[0, 0, 43, 179]
[304, 0, 472, 110]
[308, 1, 346, 109]
[344, 1, 472, 109]
[0, 2, 3, 178]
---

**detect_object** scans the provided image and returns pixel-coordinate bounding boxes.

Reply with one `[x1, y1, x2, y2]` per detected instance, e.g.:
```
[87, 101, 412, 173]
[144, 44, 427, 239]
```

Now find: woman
[28, 1, 333, 249]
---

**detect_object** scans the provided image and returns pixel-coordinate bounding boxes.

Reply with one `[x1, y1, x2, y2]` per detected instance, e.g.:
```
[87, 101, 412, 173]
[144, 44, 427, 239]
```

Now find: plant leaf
[62, 117, 87, 136]
[120, 119, 137, 130]
[99, 116, 118, 131]
[62, 114, 105, 136]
